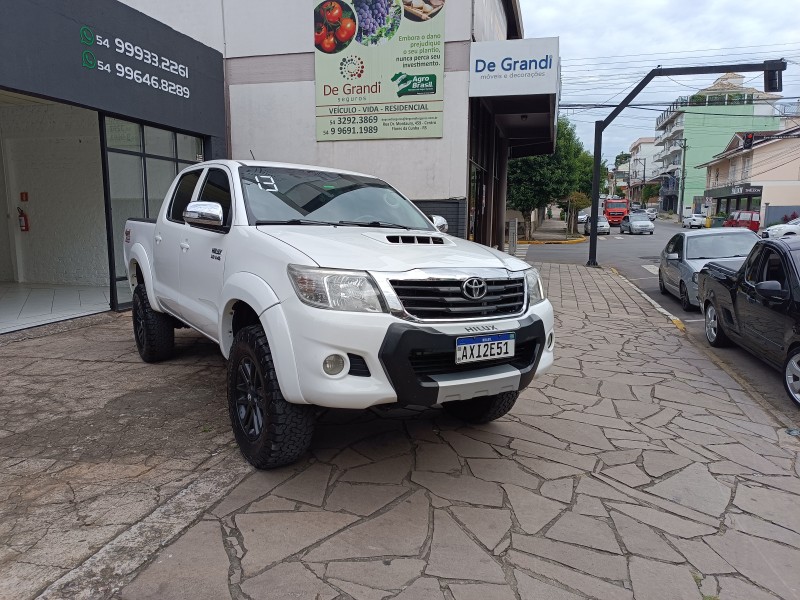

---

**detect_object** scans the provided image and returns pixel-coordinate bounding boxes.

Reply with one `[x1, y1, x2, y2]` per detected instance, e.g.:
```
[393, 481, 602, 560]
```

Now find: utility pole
[677, 139, 688, 215]
[632, 157, 646, 205]
[586, 59, 786, 267]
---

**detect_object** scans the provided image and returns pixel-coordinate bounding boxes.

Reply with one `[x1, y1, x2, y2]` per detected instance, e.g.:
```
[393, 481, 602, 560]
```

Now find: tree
[614, 152, 631, 167]
[506, 117, 585, 238]
[642, 183, 660, 204]
[559, 191, 591, 234]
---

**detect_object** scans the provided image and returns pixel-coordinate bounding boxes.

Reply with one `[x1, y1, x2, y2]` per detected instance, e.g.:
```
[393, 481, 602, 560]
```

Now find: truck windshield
[239, 166, 434, 230]
[607, 202, 626, 209]
[685, 233, 758, 259]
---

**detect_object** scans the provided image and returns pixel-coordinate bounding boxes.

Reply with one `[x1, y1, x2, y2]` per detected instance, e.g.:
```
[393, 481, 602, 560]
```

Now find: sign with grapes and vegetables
[314, 0, 446, 141]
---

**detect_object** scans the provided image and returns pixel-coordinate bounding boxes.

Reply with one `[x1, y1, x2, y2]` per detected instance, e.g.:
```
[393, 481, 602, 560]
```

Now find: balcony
[656, 93, 755, 128]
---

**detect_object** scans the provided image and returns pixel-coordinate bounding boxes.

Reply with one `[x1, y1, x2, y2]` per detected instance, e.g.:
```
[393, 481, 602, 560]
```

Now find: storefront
[136, 0, 559, 249]
[0, 0, 224, 326]
[1, 0, 558, 331]
[704, 184, 763, 216]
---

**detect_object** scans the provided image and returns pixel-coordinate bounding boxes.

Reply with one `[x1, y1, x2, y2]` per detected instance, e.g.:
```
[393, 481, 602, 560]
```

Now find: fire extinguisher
[18, 207, 30, 232]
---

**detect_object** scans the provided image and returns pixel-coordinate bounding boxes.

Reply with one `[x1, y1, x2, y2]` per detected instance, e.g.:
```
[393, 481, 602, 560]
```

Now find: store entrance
[0, 92, 109, 333]
[0, 92, 206, 333]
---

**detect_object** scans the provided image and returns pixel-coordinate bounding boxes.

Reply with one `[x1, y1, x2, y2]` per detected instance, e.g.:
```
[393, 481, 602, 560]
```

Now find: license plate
[455, 332, 515, 364]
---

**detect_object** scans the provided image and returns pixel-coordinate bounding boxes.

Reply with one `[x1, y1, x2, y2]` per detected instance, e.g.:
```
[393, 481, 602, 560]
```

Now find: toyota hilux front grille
[389, 278, 525, 320]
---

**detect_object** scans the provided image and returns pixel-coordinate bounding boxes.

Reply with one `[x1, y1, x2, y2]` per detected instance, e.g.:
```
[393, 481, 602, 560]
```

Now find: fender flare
[128, 244, 161, 311]
[218, 272, 281, 358]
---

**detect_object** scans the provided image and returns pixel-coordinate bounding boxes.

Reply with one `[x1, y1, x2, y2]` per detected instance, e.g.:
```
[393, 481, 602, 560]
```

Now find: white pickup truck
[124, 160, 555, 468]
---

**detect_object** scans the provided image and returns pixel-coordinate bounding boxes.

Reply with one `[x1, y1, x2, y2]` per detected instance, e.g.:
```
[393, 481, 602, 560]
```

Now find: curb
[529, 236, 587, 245]
[609, 267, 687, 332]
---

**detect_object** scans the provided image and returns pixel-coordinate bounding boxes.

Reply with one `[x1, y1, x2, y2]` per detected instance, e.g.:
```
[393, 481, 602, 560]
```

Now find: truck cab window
[760, 250, 788, 290]
[199, 168, 233, 226]
[168, 171, 202, 223]
[743, 247, 764, 285]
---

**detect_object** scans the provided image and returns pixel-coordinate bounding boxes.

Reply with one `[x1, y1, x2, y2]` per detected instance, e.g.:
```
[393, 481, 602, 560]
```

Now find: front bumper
[262, 297, 555, 409]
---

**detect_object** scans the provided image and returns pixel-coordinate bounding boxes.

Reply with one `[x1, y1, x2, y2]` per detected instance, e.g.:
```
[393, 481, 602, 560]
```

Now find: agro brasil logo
[391, 72, 436, 97]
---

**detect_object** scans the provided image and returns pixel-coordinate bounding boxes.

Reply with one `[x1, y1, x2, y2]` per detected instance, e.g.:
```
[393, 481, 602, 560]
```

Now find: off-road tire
[132, 284, 175, 362]
[704, 301, 730, 348]
[443, 390, 519, 424]
[227, 325, 314, 469]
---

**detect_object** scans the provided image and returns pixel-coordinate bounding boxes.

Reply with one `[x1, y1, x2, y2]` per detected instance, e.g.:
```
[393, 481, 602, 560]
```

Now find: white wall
[473, 0, 508, 41]
[119, 0, 472, 58]
[229, 70, 470, 200]
[117, 0, 226, 53]
[0, 104, 108, 285]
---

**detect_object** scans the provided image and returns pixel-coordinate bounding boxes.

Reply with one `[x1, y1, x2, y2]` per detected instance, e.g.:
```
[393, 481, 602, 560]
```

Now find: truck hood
[256, 226, 526, 272]
[686, 256, 746, 273]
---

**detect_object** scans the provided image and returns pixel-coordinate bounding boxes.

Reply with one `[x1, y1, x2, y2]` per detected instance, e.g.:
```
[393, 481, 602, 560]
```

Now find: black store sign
[0, 0, 225, 138]
[707, 184, 764, 198]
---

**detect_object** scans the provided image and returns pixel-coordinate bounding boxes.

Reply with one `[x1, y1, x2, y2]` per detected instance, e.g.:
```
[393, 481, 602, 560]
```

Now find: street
[526, 219, 796, 422]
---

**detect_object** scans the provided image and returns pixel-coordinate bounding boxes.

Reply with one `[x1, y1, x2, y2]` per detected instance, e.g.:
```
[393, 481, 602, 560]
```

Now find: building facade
[627, 137, 657, 205]
[698, 126, 800, 225]
[0, 0, 559, 322]
[654, 73, 780, 215]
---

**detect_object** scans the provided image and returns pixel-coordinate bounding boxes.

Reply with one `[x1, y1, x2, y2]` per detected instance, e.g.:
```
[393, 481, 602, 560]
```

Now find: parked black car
[698, 237, 800, 407]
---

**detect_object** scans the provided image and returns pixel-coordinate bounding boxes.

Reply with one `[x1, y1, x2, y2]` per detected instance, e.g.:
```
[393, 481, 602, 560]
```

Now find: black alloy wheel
[234, 357, 266, 442]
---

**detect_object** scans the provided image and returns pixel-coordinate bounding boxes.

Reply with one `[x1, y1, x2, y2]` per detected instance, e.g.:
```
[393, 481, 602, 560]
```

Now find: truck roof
[769, 236, 800, 251]
[187, 159, 376, 180]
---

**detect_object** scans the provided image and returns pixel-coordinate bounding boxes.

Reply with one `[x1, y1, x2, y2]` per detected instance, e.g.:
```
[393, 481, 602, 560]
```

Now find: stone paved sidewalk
[2, 264, 799, 600]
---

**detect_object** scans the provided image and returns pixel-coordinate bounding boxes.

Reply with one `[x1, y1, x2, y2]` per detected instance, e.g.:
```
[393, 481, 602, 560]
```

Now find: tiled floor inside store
[0, 282, 112, 334]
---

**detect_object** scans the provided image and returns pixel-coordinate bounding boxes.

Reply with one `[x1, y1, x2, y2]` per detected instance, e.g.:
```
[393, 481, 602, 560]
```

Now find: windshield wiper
[338, 220, 412, 230]
[255, 219, 338, 226]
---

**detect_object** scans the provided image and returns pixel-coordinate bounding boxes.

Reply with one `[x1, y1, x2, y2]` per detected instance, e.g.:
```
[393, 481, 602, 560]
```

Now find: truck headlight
[288, 265, 386, 313]
[525, 268, 545, 306]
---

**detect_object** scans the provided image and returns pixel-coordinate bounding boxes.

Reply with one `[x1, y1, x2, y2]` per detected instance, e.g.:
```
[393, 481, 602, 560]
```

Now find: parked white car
[645, 208, 658, 221]
[577, 211, 589, 224]
[762, 217, 800, 239]
[682, 214, 706, 229]
[123, 160, 555, 469]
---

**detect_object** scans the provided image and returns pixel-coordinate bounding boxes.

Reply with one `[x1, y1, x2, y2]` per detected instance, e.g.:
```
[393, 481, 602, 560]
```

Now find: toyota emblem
[462, 277, 488, 300]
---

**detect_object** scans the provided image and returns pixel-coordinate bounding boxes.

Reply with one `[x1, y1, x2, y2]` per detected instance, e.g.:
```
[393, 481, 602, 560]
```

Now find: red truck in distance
[604, 198, 629, 226]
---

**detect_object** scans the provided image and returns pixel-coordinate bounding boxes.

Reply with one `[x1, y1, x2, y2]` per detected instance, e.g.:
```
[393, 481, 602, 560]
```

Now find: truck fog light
[323, 354, 346, 375]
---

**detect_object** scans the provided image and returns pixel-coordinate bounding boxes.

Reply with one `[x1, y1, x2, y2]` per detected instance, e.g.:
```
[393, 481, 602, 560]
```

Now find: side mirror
[755, 280, 790, 301]
[666, 253, 680, 261]
[184, 201, 224, 228]
[431, 215, 448, 233]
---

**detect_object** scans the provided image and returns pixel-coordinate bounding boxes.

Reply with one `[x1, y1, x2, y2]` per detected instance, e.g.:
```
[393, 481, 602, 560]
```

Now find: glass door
[100, 116, 203, 309]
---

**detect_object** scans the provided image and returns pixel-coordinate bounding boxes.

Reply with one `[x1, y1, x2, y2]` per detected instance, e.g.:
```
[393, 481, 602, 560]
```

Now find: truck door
[179, 167, 233, 339]
[152, 170, 203, 317]
[741, 248, 792, 364]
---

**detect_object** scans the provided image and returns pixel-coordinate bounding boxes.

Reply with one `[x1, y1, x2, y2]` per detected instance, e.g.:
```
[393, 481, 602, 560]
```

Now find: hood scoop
[386, 234, 446, 245]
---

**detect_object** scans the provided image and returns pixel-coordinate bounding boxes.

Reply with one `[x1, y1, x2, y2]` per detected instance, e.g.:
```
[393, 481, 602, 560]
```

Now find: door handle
[154, 234, 162, 244]
[180, 242, 190, 251]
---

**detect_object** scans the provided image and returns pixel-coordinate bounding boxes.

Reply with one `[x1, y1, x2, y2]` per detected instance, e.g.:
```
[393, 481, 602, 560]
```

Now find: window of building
[742, 155, 752, 180]
[730, 160, 738, 183]
[103, 117, 203, 306]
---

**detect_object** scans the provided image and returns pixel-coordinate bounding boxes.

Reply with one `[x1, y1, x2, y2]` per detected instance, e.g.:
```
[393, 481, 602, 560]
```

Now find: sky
[518, 0, 800, 164]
